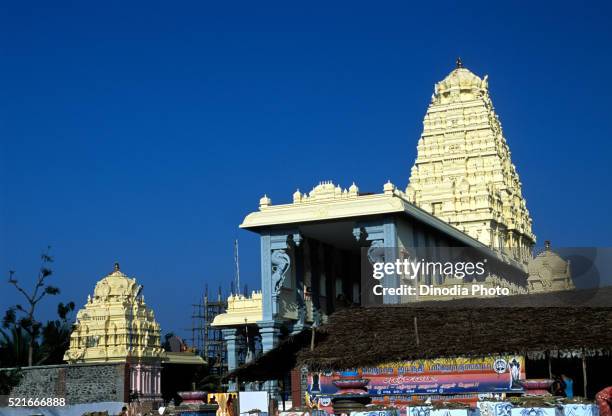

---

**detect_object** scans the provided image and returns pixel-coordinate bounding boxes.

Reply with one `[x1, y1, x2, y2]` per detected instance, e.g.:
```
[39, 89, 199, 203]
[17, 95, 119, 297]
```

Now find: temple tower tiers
[406, 59, 535, 265]
[64, 262, 163, 363]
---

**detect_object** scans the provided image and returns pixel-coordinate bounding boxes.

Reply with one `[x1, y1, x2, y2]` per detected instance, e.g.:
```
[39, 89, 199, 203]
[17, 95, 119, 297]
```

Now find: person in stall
[561, 374, 574, 399]
[551, 374, 566, 396]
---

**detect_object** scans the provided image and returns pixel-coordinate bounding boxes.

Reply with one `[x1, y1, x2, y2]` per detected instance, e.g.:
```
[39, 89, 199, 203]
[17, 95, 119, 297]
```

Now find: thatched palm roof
[227, 287, 612, 381]
[228, 329, 313, 381]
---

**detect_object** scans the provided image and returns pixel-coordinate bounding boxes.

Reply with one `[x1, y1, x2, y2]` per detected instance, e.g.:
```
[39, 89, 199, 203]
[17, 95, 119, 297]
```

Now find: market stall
[225, 288, 612, 416]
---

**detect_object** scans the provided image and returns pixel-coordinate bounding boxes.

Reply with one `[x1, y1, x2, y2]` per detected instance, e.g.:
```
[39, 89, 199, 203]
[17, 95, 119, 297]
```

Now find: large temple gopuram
[213, 61, 576, 393]
[406, 58, 535, 265]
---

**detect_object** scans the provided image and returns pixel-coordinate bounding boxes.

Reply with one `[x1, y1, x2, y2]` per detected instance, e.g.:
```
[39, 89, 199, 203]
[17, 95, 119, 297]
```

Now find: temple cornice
[241, 192, 405, 229]
[241, 180, 525, 271]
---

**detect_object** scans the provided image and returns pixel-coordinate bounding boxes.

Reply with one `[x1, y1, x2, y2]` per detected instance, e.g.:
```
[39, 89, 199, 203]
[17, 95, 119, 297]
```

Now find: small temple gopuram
[527, 240, 575, 293]
[64, 263, 164, 402]
[212, 61, 575, 395]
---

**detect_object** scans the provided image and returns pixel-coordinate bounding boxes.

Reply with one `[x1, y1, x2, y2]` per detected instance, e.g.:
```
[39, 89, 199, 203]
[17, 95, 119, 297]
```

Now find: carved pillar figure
[353, 220, 400, 304]
[271, 249, 291, 315]
[261, 230, 301, 320]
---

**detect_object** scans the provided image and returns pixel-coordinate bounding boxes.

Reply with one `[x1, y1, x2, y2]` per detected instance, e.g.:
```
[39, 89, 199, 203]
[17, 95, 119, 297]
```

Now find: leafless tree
[6, 246, 59, 366]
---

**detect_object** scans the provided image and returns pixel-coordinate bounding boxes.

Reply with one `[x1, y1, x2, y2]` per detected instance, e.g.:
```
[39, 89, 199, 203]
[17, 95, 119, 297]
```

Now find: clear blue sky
[1, 1, 611, 338]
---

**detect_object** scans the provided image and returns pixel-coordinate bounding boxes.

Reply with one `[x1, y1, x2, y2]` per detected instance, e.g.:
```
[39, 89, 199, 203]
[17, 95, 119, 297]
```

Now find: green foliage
[2, 309, 16, 327]
[0, 327, 31, 367]
[37, 302, 75, 364]
[0, 249, 75, 393]
[57, 302, 75, 320]
[0, 302, 75, 367]
[0, 327, 28, 394]
[0, 369, 22, 395]
[44, 286, 60, 295]
[3, 248, 76, 367]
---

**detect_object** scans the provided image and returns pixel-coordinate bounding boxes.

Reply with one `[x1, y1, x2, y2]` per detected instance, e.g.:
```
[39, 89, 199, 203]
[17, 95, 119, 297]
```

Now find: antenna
[234, 239, 241, 295]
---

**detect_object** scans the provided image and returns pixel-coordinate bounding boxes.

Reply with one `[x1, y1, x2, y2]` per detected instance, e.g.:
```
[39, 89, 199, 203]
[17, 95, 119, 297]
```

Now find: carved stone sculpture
[271, 249, 291, 295]
[367, 239, 385, 265]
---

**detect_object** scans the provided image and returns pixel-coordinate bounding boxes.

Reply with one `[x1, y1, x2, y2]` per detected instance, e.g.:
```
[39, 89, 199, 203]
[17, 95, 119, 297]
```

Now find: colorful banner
[307, 356, 525, 399]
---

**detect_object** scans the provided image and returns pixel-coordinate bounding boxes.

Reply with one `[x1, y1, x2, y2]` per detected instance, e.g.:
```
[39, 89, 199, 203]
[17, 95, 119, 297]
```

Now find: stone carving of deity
[271, 249, 291, 295]
[367, 240, 385, 265]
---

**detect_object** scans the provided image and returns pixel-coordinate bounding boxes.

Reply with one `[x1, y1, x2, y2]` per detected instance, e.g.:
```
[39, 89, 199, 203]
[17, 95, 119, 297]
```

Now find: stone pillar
[259, 320, 281, 352]
[221, 328, 240, 391]
[258, 320, 282, 400]
[293, 238, 306, 334]
[308, 240, 323, 325]
[132, 365, 141, 398]
[260, 234, 273, 321]
[258, 230, 300, 398]
[140, 368, 145, 396]
[261, 230, 301, 321]
[155, 366, 161, 398]
[144, 368, 149, 395]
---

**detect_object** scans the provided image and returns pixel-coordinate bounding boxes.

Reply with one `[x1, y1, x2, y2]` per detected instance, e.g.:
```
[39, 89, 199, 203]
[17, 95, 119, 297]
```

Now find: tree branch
[8, 279, 34, 305]
[33, 292, 47, 305]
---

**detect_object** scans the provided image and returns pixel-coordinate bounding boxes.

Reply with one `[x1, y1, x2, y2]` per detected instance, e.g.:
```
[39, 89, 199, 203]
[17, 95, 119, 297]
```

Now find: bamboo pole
[310, 327, 315, 351]
[582, 354, 588, 398]
[548, 351, 552, 379]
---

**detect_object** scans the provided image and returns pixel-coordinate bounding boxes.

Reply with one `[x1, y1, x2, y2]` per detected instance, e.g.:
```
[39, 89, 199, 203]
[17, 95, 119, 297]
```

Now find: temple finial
[114, 262, 120, 271]
[456, 57, 463, 68]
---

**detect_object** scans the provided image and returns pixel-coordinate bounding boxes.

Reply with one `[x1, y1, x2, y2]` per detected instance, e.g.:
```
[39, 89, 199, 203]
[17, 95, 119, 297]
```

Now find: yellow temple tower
[64, 263, 163, 401]
[406, 59, 535, 265]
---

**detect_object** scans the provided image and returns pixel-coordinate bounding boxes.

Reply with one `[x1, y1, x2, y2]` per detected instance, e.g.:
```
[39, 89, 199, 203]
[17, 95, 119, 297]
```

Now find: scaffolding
[190, 285, 228, 375]
[188, 240, 248, 375]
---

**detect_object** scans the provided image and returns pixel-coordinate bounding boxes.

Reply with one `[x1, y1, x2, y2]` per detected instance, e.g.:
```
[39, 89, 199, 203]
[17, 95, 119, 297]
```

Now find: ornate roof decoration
[267, 181, 363, 207]
[211, 291, 263, 327]
[92, 262, 143, 301]
[259, 194, 272, 209]
[434, 65, 488, 100]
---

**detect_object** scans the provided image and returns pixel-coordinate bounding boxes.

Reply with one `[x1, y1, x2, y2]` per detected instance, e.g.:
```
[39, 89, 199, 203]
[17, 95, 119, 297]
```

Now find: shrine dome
[528, 242, 569, 278]
[93, 262, 141, 301]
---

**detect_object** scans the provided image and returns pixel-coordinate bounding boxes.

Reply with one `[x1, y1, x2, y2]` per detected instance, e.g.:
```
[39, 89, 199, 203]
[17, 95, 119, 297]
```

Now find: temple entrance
[298, 220, 364, 315]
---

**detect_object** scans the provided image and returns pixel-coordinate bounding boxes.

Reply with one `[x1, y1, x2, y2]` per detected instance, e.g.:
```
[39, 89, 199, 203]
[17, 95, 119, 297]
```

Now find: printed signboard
[307, 355, 525, 401]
